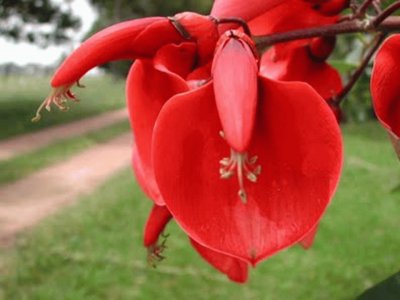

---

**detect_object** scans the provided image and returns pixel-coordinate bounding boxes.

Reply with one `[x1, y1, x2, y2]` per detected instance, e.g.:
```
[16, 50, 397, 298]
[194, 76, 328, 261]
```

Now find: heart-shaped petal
[153, 79, 342, 264]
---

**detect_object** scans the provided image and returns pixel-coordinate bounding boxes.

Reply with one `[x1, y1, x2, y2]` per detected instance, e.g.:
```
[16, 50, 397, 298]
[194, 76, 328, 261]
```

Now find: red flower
[36, 8, 344, 282]
[371, 34, 400, 159]
[152, 30, 343, 264]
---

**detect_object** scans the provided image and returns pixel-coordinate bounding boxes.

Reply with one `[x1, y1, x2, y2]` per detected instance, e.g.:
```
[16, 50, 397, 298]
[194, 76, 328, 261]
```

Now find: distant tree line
[0, 0, 80, 46]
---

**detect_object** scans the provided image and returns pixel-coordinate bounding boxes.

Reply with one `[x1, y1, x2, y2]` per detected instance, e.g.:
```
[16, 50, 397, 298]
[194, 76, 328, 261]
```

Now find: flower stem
[328, 33, 386, 106]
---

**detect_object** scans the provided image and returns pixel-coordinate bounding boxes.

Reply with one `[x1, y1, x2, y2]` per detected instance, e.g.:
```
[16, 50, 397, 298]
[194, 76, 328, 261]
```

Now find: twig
[373, 1, 400, 27]
[329, 33, 386, 106]
[355, 0, 375, 18]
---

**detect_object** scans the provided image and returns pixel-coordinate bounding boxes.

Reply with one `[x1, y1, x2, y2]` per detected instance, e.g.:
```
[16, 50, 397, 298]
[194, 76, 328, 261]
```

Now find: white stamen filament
[32, 82, 82, 122]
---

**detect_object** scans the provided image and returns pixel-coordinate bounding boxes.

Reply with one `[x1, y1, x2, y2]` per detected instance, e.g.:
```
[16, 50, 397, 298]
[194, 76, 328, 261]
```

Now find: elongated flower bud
[144, 205, 172, 248]
[308, 36, 336, 62]
[212, 31, 258, 152]
[51, 17, 182, 87]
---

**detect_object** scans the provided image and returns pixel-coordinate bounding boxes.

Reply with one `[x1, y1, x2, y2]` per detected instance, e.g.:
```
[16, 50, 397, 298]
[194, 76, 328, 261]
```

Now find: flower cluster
[35, 0, 400, 283]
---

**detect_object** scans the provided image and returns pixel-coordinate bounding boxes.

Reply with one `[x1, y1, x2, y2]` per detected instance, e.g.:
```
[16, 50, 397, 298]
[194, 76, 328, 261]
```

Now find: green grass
[0, 75, 125, 140]
[0, 121, 131, 185]
[1, 122, 399, 299]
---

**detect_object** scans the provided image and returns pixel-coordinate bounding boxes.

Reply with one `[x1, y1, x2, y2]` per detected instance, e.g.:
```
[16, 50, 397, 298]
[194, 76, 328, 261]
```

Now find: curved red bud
[153, 79, 342, 264]
[190, 238, 249, 283]
[144, 205, 172, 247]
[127, 44, 193, 205]
[175, 13, 219, 64]
[51, 17, 183, 87]
[371, 34, 400, 159]
[308, 36, 336, 62]
[211, 0, 285, 21]
[212, 31, 258, 152]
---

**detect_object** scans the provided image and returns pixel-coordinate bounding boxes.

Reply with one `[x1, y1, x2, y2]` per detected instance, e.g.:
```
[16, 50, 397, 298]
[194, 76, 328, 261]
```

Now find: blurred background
[0, 0, 399, 299]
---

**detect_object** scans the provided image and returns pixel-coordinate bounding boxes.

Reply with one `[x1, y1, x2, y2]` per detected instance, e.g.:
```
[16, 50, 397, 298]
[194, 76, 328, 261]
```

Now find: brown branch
[373, 1, 400, 27]
[329, 33, 386, 106]
[355, 0, 375, 18]
[254, 16, 400, 48]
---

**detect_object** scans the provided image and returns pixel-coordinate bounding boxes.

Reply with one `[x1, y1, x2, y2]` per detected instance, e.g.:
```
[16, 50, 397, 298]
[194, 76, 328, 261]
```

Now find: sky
[0, 0, 97, 66]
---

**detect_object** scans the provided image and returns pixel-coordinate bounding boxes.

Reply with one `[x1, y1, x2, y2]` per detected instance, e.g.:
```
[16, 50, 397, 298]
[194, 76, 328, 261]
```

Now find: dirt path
[0, 108, 128, 161]
[0, 133, 132, 247]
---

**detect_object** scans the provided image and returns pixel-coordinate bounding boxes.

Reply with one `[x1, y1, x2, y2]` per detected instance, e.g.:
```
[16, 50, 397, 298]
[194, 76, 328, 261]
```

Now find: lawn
[0, 122, 399, 299]
[0, 75, 126, 140]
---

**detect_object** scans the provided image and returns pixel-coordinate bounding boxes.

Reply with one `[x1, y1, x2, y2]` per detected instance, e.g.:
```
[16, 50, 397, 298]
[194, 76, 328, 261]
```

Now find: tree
[0, 0, 80, 46]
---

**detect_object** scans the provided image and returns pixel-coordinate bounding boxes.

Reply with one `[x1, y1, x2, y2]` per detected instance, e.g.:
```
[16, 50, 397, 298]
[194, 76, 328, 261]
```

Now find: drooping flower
[36, 6, 344, 282]
[32, 13, 219, 122]
[152, 30, 343, 264]
[371, 34, 400, 159]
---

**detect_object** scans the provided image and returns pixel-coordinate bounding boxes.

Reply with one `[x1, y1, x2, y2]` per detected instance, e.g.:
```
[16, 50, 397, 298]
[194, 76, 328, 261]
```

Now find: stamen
[32, 82, 82, 122]
[219, 148, 262, 204]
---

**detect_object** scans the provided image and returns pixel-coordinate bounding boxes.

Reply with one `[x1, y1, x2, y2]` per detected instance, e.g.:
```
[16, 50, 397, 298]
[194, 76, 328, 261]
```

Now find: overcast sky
[0, 0, 97, 66]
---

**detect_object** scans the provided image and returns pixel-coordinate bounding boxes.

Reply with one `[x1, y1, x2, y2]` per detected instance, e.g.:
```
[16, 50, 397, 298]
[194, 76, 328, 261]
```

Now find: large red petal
[190, 238, 249, 283]
[127, 44, 194, 205]
[51, 17, 182, 87]
[153, 80, 342, 264]
[212, 34, 258, 152]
